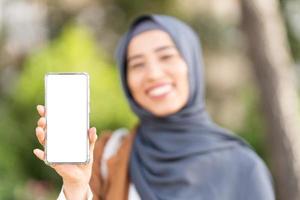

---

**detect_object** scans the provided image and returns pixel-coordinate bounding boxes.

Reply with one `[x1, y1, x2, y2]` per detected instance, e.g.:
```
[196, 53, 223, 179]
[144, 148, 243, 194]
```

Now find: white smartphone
[45, 72, 90, 164]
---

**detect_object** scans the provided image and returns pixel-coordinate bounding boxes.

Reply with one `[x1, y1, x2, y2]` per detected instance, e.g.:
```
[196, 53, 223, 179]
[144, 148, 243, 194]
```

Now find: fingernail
[90, 127, 96, 132]
[33, 149, 38, 155]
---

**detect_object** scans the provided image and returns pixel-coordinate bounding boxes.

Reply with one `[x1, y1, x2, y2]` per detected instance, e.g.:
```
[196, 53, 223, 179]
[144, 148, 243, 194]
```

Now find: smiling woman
[127, 30, 189, 116]
[34, 14, 275, 200]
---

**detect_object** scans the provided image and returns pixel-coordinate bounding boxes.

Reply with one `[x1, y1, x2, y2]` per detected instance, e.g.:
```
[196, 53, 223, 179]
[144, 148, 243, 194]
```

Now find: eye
[128, 62, 145, 70]
[159, 54, 174, 61]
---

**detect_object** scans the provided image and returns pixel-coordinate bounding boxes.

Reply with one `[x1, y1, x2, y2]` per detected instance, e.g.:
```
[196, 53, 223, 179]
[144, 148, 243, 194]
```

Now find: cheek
[182, 67, 189, 90]
[171, 63, 189, 93]
[171, 65, 189, 106]
[127, 72, 144, 99]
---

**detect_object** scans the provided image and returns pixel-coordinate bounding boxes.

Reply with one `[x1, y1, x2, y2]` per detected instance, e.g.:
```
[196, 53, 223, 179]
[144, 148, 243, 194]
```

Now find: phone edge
[44, 72, 90, 165]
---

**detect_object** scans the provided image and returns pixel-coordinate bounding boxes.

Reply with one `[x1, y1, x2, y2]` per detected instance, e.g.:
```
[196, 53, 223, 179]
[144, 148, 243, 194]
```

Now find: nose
[146, 60, 165, 80]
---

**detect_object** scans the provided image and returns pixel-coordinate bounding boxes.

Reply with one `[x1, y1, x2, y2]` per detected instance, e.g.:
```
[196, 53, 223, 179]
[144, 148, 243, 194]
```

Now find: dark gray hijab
[115, 14, 275, 200]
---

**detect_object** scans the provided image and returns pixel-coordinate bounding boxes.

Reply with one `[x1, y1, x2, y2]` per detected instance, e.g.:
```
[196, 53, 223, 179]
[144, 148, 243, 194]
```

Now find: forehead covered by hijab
[115, 14, 206, 120]
[129, 19, 166, 40]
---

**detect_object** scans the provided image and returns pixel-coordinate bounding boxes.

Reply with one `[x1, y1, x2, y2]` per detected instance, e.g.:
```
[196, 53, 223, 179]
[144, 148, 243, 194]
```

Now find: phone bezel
[44, 72, 90, 165]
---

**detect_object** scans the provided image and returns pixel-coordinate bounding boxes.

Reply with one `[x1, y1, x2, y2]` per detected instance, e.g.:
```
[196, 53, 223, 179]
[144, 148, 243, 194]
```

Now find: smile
[147, 83, 173, 99]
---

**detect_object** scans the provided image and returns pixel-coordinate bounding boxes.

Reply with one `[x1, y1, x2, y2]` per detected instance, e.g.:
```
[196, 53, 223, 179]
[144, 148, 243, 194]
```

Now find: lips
[146, 83, 173, 98]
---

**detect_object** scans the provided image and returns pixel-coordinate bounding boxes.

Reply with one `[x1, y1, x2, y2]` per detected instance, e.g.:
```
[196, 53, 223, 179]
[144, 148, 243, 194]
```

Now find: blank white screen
[45, 74, 89, 163]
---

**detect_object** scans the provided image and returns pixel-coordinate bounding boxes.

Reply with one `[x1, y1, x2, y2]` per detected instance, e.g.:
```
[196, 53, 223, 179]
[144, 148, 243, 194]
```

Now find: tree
[240, 0, 300, 199]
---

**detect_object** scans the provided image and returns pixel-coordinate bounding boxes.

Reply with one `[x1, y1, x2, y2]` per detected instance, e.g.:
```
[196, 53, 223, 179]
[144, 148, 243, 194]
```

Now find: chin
[149, 105, 182, 117]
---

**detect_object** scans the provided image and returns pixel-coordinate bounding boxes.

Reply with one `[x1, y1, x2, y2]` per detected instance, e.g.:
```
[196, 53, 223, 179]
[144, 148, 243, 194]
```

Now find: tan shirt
[90, 130, 136, 200]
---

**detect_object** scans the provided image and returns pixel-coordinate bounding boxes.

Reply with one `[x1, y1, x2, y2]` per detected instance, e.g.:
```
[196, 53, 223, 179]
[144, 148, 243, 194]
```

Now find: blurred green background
[0, 0, 299, 199]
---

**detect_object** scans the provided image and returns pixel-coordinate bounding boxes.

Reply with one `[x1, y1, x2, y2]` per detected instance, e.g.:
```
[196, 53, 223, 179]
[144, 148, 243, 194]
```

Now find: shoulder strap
[100, 128, 129, 180]
[89, 131, 112, 200]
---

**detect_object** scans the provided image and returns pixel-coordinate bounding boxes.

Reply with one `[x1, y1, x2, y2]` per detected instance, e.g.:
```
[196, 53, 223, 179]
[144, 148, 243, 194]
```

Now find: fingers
[33, 149, 45, 161]
[36, 127, 45, 146]
[88, 127, 97, 161]
[37, 105, 45, 117]
[36, 105, 46, 146]
[37, 117, 46, 128]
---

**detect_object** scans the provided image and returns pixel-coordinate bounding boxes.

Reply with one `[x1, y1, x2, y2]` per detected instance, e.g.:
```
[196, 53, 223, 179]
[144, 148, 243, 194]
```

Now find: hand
[33, 105, 97, 200]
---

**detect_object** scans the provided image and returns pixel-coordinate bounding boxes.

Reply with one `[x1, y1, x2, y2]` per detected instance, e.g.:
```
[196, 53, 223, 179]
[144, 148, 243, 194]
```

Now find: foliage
[0, 24, 137, 199]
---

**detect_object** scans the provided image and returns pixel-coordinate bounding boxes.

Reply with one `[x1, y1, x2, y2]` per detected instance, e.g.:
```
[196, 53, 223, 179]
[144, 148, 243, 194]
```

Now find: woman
[34, 14, 275, 200]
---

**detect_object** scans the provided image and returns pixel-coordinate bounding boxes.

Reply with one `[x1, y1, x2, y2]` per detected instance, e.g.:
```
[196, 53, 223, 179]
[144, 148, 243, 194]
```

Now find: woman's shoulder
[94, 128, 136, 159]
[226, 144, 275, 197]
[219, 143, 272, 180]
[203, 141, 270, 178]
[90, 129, 135, 198]
[234, 144, 267, 170]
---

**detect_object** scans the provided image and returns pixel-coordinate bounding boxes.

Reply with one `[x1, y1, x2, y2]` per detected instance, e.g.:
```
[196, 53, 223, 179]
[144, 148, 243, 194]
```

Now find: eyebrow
[127, 45, 176, 63]
[154, 45, 175, 52]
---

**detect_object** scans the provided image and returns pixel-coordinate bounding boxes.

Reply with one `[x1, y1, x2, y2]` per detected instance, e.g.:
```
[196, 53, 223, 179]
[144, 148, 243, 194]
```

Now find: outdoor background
[0, 0, 300, 199]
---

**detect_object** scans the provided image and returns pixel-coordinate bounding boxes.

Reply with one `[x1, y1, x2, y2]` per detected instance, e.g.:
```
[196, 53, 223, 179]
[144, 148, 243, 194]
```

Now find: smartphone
[45, 72, 89, 164]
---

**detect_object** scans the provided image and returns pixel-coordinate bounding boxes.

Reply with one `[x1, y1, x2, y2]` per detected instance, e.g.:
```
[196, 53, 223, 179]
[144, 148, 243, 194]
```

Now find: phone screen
[45, 73, 89, 164]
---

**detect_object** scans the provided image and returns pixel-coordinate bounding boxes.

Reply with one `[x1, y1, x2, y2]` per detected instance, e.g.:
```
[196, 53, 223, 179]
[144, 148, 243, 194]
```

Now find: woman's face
[127, 30, 189, 117]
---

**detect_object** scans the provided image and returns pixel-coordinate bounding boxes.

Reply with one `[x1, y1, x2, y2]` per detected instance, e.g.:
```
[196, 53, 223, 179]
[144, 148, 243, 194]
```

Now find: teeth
[148, 84, 172, 97]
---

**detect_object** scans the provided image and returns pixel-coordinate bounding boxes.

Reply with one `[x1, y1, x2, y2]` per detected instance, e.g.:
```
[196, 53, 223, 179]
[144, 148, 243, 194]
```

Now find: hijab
[115, 14, 274, 200]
